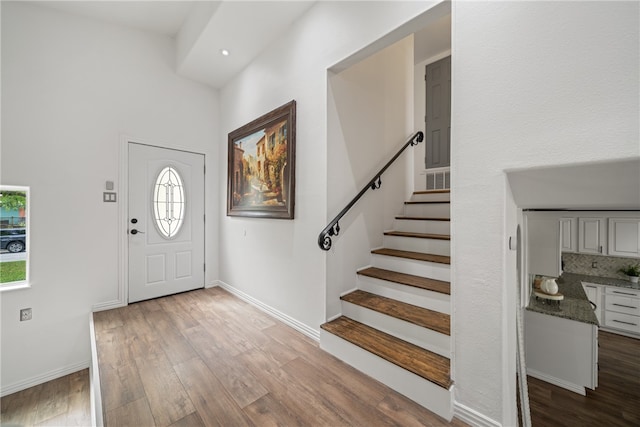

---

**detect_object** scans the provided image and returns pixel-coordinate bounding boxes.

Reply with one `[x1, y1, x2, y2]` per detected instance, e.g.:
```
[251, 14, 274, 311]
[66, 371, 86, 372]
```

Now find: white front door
[128, 142, 205, 303]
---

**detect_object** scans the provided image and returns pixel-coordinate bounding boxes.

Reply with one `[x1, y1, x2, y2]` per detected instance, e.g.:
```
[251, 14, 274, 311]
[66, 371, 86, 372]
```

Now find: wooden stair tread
[321, 317, 452, 389]
[413, 189, 450, 194]
[395, 216, 450, 222]
[371, 248, 451, 265]
[341, 290, 450, 335]
[384, 231, 450, 240]
[405, 201, 450, 205]
[357, 267, 450, 295]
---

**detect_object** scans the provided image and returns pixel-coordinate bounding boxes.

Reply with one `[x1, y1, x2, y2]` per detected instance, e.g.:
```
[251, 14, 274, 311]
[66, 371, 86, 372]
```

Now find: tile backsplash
[562, 252, 640, 279]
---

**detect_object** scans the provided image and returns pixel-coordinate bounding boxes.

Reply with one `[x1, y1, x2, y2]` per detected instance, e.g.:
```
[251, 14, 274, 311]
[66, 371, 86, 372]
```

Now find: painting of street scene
[227, 100, 296, 219]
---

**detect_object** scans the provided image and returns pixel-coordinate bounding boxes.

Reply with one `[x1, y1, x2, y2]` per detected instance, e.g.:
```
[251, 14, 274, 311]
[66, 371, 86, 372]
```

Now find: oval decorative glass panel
[153, 166, 185, 238]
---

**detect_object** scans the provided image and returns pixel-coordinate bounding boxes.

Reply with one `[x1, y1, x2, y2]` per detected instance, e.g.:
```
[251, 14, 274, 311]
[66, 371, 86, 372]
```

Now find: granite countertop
[526, 273, 600, 326]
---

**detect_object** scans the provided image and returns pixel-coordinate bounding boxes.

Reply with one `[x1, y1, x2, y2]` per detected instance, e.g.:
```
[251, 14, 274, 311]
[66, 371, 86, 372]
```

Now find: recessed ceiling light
[220, 49, 230, 56]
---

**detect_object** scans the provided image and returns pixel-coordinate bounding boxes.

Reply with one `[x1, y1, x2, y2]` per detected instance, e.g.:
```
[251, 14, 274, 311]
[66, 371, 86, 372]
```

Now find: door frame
[95, 135, 206, 310]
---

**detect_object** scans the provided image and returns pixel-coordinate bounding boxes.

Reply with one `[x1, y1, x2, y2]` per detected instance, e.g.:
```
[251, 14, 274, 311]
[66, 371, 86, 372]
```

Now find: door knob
[130, 229, 145, 235]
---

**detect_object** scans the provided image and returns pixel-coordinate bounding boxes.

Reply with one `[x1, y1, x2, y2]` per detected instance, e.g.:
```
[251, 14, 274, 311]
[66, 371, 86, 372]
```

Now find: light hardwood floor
[92, 286, 466, 427]
[0, 369, 91, 426]
[5, 287, 637, 427]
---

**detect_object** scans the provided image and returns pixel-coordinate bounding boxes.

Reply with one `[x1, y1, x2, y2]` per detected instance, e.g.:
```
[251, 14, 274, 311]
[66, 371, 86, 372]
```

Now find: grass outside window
[0, 261, 27, 283]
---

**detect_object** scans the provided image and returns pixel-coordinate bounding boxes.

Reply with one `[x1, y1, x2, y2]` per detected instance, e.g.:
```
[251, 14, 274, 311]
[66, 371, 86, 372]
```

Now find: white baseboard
[214, 280, 320, 341]
[89, 315, 104, 427]
[526, 368, 586, 395]
[326, 312, 342, 322]
[92, 299, 126, 312]
[205, 281, 218, 289]
[0, 359, 90, 397]
[453, 402, 502, 427]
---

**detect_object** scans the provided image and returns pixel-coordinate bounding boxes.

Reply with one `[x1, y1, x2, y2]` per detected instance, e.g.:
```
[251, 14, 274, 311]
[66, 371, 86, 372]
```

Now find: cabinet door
[560, 217, 577, 252]
[526, 215, 561, 277]
[608, 218, 640, 258]
[578, 218, 606, 255]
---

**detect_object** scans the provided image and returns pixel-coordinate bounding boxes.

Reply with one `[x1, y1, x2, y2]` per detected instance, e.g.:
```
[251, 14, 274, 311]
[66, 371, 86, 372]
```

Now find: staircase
[320, 189, 453, 420]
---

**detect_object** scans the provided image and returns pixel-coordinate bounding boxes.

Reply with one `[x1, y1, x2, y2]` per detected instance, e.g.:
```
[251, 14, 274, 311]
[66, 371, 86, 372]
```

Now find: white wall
[325, 35, 414, 319]
[218, 1, 439, 336]
[0, 2, 219, 394]
[452, 1, 639, 424]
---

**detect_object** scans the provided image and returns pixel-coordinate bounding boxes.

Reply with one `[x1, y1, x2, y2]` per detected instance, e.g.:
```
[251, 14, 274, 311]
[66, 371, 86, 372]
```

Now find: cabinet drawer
[604, 311, 640, 334]
[605, 295, 640, 316]
[605, 287, 640, 298]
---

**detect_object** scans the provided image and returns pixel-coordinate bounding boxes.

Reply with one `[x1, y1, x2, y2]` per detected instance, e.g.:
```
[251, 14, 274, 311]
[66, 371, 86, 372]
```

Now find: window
[153, 166, 185, 238]
[0, 186, 29, 287]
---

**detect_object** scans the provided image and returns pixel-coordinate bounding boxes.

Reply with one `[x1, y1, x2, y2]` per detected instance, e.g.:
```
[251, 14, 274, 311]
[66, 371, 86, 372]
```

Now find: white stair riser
[357, 275, 450, 314]
[393, 219, 450, 235]
[383, 234, 450, 256]
[411, 193, 450, 203]
[372, 254, 451, 282]
[404, 203, 450, 217]
[341, 301, 450, 358]
[320, 330, 453, 421]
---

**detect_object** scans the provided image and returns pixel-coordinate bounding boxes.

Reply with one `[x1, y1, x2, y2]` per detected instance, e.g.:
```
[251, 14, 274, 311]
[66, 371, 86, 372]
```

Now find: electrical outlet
[20, 308, 32, 321]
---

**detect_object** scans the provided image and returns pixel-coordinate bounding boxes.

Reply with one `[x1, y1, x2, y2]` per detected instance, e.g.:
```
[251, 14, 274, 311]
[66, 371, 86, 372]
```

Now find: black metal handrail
[317, 131, 424, 251]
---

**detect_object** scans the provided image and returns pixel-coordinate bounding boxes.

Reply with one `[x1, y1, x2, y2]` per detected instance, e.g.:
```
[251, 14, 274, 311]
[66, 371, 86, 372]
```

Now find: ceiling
[32, 0, 316, 88]
[32, 1, 196, 36]
[28, 1, 450, 89]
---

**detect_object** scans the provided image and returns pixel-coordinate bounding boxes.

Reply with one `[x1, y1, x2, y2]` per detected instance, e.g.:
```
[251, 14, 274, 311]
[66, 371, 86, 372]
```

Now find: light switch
[103, 192, 117, 202]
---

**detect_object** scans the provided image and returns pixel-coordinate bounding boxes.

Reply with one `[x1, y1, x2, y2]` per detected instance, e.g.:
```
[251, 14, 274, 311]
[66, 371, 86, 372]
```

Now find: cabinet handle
[613, 319, 638, 326]
[612, 291, 638, 296]
[613, 303, 638, 309]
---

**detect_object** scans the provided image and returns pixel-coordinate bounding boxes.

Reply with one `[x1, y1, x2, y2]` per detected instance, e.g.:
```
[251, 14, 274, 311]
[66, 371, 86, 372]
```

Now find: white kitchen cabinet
[560, 217, 578, 253]
[578, 218, 607, 255]
[608, 218, 640, 258]
[582, 282, 602, 324]
[526, 214, 561, 277]
[525, 310, 598, 394]
[603, 287, 640, 336]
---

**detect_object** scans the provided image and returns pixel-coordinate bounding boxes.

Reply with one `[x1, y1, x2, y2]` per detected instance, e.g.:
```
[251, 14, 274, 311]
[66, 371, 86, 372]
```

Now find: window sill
[0, 282, 31, 293]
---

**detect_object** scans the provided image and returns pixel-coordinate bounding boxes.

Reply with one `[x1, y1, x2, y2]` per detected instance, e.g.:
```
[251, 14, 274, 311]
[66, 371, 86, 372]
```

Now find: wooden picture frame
[227, 100, 296, 219]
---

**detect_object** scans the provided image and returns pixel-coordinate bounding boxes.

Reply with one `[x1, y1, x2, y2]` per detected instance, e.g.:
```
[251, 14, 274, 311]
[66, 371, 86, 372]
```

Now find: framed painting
[227, 100, 296, 219]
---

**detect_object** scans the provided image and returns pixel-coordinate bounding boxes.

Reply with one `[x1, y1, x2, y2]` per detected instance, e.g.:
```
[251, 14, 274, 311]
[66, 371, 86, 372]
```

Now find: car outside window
[0, 186, 29, 286]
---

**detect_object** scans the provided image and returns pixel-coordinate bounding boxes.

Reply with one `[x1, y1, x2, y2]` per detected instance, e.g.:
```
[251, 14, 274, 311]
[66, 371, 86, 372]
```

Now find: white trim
[453, 401, 502, 427]
[0, 360, 90, 397]
[355, 264, 374, 272]
[339, 286, 358, 298]
[215, 280, 320, 341]
[526, 368, 586, 396]
[118, 135, 131, 307]
[326, 312, 342, 322]
[0, 282, 31, 293]
[92, 299, 126, 312]
[205, 281, 218, 289]
[89, 314, 104, 427]
[0, 184, 31, 289]
[421, 49, 452, 68]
